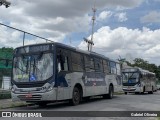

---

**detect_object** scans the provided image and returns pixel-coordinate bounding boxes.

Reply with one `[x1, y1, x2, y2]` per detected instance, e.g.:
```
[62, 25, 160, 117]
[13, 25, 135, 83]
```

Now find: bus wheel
[142, 86, 145, 94]
[107, 85, 113, 99]
[125, 92, 127, 95]
[69, 87, 81, 106]
[148, 87, 153, 94]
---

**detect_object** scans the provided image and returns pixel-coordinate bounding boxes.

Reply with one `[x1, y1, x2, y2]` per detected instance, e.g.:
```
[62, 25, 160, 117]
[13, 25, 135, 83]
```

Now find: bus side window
[57, 51, 69, 72]
[110, 61, 116, 74]
[63, 56, 69, 71]
[94, 58, 103, 72]
[103, 60, 110, 74]
[84, 56, 95, 72]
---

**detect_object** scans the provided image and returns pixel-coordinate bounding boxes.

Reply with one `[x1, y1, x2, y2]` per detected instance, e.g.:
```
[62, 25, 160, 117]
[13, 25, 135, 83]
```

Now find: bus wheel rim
[73, 89, 80, 104]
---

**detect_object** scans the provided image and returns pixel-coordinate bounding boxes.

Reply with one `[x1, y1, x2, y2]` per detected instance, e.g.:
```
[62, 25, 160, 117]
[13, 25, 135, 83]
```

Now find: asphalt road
[1, 91, 160, 120]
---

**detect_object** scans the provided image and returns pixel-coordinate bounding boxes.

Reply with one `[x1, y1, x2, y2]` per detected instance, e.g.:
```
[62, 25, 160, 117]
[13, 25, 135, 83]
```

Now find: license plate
[26, 94, 32, 98]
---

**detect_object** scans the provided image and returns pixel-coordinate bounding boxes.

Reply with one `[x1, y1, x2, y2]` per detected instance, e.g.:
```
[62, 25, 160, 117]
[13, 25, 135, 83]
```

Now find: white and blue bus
[11, 42, 122, 106]
[122, 67, 157, 94]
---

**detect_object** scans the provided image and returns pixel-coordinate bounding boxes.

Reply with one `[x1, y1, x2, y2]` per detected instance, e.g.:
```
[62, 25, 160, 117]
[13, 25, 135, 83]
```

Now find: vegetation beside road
[0, 90, 11, 99]
[0, 47, 13, 88]
[0, 101, 29, 109]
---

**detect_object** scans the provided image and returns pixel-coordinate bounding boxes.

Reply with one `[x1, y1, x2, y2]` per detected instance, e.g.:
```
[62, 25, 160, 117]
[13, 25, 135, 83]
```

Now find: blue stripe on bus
[55, 72, 106, 87]
[55, 75, 69, 87]
[82, 72, 106, 86]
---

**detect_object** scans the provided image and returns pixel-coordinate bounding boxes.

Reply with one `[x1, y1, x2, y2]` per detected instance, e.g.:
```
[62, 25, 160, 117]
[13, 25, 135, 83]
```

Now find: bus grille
[18, 95, 42, 101]
[16, 83, 44, 88]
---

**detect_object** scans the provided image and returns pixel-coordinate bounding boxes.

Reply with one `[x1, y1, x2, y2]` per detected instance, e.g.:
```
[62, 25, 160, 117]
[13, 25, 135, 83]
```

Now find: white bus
[122, 67, 156, 94]
[11, 42, 122, 106]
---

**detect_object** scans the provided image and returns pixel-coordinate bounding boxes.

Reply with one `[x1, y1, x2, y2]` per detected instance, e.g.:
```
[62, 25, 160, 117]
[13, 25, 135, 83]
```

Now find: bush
[0, 79, 2, 88]
[0, 91, 11, 99]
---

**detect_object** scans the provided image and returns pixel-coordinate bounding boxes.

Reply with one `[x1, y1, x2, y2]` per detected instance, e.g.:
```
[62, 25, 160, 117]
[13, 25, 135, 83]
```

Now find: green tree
[0, 47, 13, 87]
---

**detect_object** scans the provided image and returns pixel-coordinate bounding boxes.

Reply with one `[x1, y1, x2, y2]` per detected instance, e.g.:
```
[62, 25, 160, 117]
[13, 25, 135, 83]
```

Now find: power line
[0, 22, 54, 46]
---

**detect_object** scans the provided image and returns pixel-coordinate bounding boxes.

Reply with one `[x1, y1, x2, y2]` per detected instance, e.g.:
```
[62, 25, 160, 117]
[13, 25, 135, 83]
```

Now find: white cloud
[78, 26, 160, 65]
[97, 11, 113, 21]
[0, 26, 57, 48]
[145, 45, 160, 57]
[0, 0, 143, 48]
[115, 12, 128, 22]
[141, 11, 160, 23]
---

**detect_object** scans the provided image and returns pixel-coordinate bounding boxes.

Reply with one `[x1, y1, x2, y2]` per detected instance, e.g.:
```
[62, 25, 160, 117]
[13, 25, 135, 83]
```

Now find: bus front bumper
[122, 86, 142, 93]
[11, 89, 57, 102]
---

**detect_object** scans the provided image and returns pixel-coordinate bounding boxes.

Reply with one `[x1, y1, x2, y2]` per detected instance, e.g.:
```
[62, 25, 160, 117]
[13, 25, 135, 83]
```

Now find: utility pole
[0, 0, 11, 8]
[84, 3, 96, 52]
[90, 3, 96, 51]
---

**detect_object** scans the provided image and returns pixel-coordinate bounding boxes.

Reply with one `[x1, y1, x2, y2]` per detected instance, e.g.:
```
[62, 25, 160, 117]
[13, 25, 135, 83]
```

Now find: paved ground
[0, 91, 160, 120]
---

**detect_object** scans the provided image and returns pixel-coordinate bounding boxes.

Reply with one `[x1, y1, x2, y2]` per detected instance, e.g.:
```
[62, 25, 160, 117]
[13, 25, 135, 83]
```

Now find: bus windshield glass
[122, 72, 139, 83]
[13, 52, 53, 82]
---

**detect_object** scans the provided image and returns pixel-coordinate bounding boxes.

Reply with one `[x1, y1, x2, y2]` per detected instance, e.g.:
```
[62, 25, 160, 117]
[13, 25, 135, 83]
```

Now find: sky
[0, 0, 160, 65]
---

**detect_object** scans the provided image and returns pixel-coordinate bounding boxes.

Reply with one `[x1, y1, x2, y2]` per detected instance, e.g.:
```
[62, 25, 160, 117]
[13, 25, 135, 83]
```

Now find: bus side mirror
[140, 74, 142, 78]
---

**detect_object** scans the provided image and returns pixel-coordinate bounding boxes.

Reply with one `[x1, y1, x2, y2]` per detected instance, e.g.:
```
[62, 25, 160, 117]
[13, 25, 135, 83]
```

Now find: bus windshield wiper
[14, 63, 27, 74]
[31, 59, 43, 80]
[128, 73, 135, 79]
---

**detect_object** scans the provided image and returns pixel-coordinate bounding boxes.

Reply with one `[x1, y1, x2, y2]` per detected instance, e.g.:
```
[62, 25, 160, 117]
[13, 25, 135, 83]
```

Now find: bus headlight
[11, 86, 17, 93]
[46, 86, 53, 92]
[136, 84, 141, 87]
[45, 82, 54, 92]
[11, 87, 15, 93]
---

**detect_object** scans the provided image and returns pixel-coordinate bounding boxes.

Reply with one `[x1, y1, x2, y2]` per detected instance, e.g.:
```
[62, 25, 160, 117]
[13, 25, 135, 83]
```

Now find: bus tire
[148, 87, 153, 94]
[142, 86, 145, 94]
[69, 87, 81, 106]
[107, 85, 113, 99]
[125, 92, 127, 95]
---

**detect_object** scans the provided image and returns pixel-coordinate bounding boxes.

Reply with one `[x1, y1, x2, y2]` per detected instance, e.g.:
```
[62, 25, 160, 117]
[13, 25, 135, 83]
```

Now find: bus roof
[15, 42, 119, 64]
[122, 67, 155, 75]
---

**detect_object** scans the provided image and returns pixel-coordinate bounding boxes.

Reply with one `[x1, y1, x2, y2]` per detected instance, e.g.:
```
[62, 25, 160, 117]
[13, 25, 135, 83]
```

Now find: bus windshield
[122, 72, 139, 83]
[13, 52, 53, 82]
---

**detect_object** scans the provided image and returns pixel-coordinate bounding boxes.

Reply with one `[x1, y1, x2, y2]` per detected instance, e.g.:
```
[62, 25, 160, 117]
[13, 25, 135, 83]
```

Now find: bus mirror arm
[140, 74, 142, 78]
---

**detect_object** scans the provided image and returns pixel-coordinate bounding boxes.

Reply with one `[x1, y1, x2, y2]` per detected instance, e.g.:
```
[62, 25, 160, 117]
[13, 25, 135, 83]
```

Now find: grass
[0, 102, 29, 109]
[114, 91, 124, 95]
[0, 79, 2, 88]
[0, 89, 32, 109]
